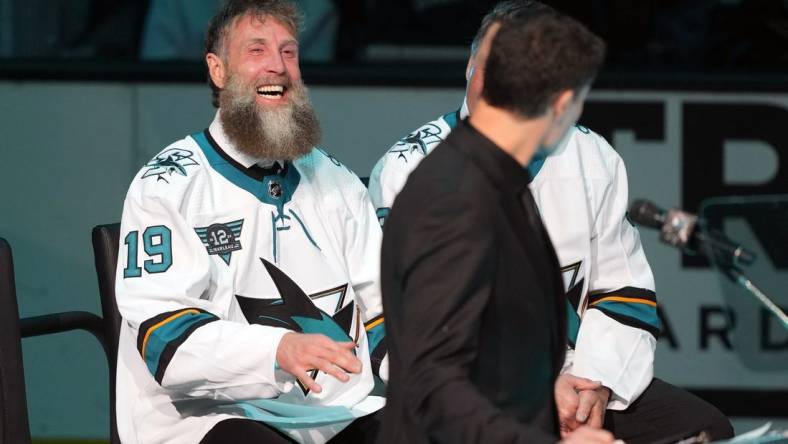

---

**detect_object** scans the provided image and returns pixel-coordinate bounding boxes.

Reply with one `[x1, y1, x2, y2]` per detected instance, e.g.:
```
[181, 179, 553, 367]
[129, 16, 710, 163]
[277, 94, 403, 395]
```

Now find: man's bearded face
[219, 69, 321, 161]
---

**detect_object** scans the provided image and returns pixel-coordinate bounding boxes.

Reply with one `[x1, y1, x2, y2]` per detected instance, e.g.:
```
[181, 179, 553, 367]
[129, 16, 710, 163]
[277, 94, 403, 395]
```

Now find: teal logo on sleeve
[142, 148, 199, 183]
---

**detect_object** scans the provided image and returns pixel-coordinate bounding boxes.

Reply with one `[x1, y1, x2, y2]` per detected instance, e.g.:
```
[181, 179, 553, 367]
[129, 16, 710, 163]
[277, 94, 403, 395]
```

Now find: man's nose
[264, 51, 286, 75]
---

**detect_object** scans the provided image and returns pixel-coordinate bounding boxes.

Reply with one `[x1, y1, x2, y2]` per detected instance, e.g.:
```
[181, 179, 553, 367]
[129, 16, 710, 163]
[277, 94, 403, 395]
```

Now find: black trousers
[200, 380, 729, 444]
[199, 410, 382, 444]
[604, 378, 734, 444]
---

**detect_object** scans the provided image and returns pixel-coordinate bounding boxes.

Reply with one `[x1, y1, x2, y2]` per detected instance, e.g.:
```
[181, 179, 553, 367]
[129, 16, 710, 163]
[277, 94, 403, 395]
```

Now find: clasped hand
[555, 374, 616, 443]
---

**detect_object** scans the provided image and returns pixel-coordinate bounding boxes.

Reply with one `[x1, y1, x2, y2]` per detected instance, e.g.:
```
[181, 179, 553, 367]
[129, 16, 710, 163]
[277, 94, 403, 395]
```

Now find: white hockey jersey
[115, 114, 387, 444]
[369, 109, 661, 410]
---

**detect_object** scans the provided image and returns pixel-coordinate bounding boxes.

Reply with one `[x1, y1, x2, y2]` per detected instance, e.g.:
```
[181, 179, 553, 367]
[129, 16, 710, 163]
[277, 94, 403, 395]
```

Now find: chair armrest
[20, 311, 109, 360]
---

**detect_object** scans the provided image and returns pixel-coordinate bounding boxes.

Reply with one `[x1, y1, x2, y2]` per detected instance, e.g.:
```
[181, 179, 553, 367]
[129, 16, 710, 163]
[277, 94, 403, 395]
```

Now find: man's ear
[465, 57, 474, 83]
[206, 52, 226, 89]
[552, 89, 575, 121]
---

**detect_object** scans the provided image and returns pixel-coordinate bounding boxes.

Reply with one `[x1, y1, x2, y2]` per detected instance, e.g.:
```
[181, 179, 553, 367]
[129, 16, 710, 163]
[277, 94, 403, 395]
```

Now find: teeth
[257, 85, 285, 94]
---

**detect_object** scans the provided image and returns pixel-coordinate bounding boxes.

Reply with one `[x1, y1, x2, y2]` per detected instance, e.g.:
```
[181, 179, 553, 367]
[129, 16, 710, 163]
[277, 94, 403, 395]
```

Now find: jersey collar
[192, 114, 300, 209]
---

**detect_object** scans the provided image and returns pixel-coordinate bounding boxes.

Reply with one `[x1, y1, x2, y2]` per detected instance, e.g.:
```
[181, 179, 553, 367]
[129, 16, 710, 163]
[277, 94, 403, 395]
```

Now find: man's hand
[554, 374, 604, 437]
[576, 385, 611, 429]
[559, 425, 618, 444]
[276, 332, 362, 393]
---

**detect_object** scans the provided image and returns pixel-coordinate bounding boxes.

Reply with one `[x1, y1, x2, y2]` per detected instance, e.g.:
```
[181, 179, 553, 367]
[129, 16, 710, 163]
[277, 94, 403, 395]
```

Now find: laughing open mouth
[257, 85, 286, 99]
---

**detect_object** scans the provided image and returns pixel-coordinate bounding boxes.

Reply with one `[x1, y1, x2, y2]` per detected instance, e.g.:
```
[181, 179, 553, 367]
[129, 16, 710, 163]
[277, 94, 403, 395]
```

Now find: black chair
[0, 238, 31, 444]
[0, 238, 108, 444]
[91, 223, 122, 444]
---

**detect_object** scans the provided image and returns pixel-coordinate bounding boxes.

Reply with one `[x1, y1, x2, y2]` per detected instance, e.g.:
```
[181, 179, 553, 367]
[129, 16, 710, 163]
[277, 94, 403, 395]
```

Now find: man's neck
[468, 101, 546, 167]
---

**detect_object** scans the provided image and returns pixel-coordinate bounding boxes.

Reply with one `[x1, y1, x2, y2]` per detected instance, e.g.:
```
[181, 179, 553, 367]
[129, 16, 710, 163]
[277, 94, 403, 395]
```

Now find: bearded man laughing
[114, 1, 387, 443]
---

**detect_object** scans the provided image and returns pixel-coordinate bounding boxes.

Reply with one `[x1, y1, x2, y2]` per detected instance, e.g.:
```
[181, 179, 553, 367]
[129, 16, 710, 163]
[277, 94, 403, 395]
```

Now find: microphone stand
[685, 216, 787, 332]
[714, 256, 788, 332]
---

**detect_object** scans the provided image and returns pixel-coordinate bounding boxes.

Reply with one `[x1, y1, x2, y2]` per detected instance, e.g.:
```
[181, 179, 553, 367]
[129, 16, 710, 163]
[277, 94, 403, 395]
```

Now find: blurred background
[1, 0, 786, 442]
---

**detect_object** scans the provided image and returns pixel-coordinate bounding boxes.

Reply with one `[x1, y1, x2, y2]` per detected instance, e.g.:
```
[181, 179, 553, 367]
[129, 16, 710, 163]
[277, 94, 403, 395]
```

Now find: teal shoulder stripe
[190, 131, 300, 211]
[441, 109, 460, 130]
[143, 312, 216, 376]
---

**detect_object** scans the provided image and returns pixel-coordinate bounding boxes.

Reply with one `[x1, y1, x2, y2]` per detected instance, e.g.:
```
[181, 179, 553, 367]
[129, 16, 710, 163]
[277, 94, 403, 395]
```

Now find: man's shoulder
[294, 147, 368, 202]
[543, 125, 623, 181]
[373, 113, 456, 178]
[125, 133, 208, 204]
[571, 124, 620, 161]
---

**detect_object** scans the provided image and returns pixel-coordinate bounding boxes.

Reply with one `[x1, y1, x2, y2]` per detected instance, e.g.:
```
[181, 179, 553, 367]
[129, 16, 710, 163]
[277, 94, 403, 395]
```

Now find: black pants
[199, 410, 382, 444]
[604, 378, 734, 444]
[200, 381, 728, 444]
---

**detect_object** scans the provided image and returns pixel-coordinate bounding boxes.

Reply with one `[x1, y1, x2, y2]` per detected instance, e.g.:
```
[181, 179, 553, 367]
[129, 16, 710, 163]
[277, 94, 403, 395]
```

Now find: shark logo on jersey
[142, 148, 199, 183]
[194, 220, 243, 265]
[560, 261, 584, 310]
[236, 259, 358, 396]
[560, 260, 584, 347]
[390, 123, 444, 161]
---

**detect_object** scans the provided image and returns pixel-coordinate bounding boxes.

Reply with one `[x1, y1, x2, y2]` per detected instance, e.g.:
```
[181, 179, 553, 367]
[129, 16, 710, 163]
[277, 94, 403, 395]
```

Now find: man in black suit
[378, 9, 614, 444]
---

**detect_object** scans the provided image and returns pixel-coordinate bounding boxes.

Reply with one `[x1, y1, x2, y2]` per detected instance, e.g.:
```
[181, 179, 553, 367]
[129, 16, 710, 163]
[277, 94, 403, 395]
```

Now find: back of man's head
[471, 0, 555, 56]
[204, 0, 302, 107]
[483, 12, 606, 118]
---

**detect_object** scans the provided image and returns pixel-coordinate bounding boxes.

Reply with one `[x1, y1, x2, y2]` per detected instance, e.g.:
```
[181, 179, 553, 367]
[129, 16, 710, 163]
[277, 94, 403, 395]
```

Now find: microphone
[628, 199, 756, 266]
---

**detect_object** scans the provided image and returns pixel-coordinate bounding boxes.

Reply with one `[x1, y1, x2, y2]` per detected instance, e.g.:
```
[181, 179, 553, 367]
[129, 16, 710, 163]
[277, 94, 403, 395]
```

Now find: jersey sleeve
[565, 140, 660, 410]
[342, 184, 388, 381]
[116, 190, 291, 400]
[369, 153, 412, 226]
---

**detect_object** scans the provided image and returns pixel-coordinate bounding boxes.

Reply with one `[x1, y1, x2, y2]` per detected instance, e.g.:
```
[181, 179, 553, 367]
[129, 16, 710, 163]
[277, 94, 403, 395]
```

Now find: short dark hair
[470, 0, 555, 56]
[204, 0, 303, 108]
[483, 12, 606, 117]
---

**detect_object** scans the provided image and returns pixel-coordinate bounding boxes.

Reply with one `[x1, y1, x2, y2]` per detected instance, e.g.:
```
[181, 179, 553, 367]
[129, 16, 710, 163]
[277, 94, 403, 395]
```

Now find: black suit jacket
[378, 120, 567, 444]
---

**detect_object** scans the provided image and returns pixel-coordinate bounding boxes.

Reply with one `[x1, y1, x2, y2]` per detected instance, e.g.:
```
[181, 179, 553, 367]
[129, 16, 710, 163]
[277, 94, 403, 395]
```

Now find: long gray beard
[219, 76, 321, 161]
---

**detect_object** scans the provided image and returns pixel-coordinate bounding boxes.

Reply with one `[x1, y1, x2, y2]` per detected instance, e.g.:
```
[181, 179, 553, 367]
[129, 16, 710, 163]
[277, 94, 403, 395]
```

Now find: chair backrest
[0, 238, 32, 444]
[90, 224, 121, 444]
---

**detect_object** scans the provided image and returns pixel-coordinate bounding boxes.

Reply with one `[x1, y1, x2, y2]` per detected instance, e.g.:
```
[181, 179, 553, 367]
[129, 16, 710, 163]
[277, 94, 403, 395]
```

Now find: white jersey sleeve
[369, 112, 456, 225]
[369, 161, 413, 223]
[116, 174, 290, 401]
[564, 135, 660, 410]
[329, 173, 389, 381]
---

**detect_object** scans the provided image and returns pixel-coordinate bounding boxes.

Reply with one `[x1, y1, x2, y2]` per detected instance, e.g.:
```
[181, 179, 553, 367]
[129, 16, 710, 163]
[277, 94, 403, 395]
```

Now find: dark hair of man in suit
[470, 0, 556, 57]
[483, 12, 606, 118]
[204, 0, 303, 108]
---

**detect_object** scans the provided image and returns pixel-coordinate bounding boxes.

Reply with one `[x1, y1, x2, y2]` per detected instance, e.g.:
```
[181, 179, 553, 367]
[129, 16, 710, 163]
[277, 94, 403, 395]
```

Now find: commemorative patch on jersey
[194, 220, 244, 265]
[142, 148, 199, 183]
